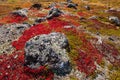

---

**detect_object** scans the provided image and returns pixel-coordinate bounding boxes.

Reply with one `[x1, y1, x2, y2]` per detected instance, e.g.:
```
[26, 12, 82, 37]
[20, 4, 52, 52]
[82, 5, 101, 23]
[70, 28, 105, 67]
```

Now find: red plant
[75, 32, 103, 75]
[89, 19, 116, 29]
[48, 18, 70, 31]
[63, 15, 80, 26]
[96, 42, 120, 66]
[0, 14, 27, 24]
[77, 12, 88, 17]
[76, 50, 96, 75]
[12, 24, 50, 50]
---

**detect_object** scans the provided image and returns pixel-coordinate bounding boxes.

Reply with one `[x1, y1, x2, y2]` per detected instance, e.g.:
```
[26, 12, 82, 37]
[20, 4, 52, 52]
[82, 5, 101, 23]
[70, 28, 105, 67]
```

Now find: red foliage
[81, 38, 103, 63]
[0, 14, 27, 24]
[75, 33, 103, 75]
[63, 15, 80, 26]
[37, 13, 47, 17]
[76, 50, 96, 75]
[96, 42, 120, 66]
[48, 18, 70, 31]
[90, 19, 116, 29]
[12, 24, 50, 50]
[77, 12, 88, 17]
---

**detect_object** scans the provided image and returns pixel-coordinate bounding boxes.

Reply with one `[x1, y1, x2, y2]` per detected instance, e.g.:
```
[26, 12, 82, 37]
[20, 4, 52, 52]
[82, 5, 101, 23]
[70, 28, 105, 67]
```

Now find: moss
[99, 60, 105, 68]
[87, 26, 120, 37]
[89, 73, 97, 80]
[70, 76, 78, 80]
[62, 30, 83, 67]
[109, 69, 120, 80]
[99, 29, 120, 37]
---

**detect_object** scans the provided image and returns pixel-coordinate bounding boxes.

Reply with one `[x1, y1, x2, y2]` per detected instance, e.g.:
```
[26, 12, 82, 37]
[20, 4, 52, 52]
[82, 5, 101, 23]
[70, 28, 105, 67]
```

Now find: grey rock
[30, 4, 42, 10]
[35, 17, 46, 23]
[109, 16, 120, 26]
[67, 3, 78, 9]
[0, 23, 30, 54]
[88, 15, 98, 20]
[46, 7, 63, 19]
[66, 0, 72, 3]
[11, 8, 28, 17]
[24, 32, 71, 76]
[84, 5, 90, 10]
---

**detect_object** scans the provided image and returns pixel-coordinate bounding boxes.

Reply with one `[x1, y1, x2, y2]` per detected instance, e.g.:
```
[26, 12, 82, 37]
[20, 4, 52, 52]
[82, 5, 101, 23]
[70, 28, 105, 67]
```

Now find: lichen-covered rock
[84, 5, 90, 10]
[67, 3, 78, 10]
[0, 23, 30, 54]
[109, 16, 120, 26]
[12, 8, 28, 17]
[24, 32, 71, 76]
[46, 7, 63, 19]
[35, 17, 46, 23]
[88, 15, 98, 20]
[66, 0, 72, 3]
[30, 4, 42, 10]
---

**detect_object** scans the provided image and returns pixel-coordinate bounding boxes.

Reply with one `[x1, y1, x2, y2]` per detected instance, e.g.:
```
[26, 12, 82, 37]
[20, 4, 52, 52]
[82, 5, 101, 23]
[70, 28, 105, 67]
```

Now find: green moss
[87, 26, 120, 37]
[62, 30, 83, 66]
[109, 69, 120, 80]
[99, 29, 120, 37]
[70, 76, 78, 80]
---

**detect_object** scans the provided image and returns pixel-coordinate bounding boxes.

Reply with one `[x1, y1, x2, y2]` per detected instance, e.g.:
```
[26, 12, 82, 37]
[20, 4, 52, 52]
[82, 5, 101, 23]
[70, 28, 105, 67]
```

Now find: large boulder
[24, 32, 71, 76]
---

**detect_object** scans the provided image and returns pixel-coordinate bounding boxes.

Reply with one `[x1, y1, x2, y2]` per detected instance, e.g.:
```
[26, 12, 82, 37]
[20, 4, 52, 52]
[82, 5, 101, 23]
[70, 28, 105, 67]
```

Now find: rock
[109, 16, 120, 26]
[108, 37, 114, 41]
[24, 32, 71, 76]
[0, 23, 30, 45]
[11, 8, 28, 17]
[64, 25, 75, 29]
[30, 4, 42, 10]
[0, 23, 30, 54]
[67, 3, 78, 9]
[46, 7, 63, 19]
[35, 17, 46, 23]
[79, 16, 86, 20]
[84, 5, 90, 10]
[66, 0, 72, 3]
[53, 61, 72, 76]
[88, 15, 98, 20]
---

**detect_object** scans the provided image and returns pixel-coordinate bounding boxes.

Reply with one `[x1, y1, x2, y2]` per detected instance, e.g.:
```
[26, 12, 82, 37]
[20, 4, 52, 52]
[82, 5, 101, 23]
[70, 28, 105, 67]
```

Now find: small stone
[12, 8, 28, 17]
[7, 65, 10, 68]
[14, 55, 18, 59]
[109, 16, 120, 26]
[30, 4, 42, 10]
[88, 15, 98, 20]
[64, 25, 74, 29]
[67, 3, 78, 10]
[46, 7, 63, 19]
[35, 17, 46, 23]
[84, 5, 90, 10]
